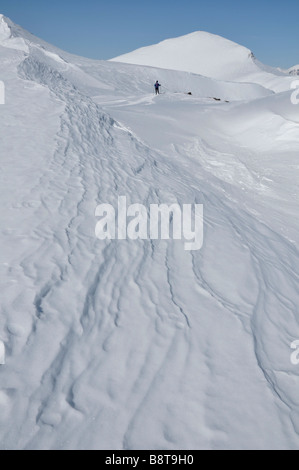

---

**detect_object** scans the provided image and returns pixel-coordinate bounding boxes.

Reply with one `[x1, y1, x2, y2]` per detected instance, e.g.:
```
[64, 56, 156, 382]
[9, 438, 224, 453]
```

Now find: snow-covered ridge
[0, 13, 29, 52]
[0, 13, 71, 58]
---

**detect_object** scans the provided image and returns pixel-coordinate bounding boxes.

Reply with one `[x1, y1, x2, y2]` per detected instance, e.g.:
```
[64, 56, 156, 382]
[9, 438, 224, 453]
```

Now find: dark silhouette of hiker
[154, 81, 161, 95]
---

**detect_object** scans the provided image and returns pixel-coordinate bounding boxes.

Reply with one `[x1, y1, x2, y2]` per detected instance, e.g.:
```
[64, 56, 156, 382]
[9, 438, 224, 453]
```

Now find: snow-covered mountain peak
[158, 30, 253, 56]
[288, 65, 299, 76]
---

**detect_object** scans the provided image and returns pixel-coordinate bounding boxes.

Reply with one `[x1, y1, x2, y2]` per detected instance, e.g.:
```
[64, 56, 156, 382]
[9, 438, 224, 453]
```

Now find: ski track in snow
[0, 18, 299, 449]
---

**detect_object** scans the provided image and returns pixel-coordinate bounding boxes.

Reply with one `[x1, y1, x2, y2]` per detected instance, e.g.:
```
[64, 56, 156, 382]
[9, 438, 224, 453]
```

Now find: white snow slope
[0, 14, 299, 450]
[288, 65, 299, 76]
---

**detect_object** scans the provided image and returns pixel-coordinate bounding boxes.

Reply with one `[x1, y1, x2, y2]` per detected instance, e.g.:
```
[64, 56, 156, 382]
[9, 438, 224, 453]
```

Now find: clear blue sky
[1, 0, 298, 68]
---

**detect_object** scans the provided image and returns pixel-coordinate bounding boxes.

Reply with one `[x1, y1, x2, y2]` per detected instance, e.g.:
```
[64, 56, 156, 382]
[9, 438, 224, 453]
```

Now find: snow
[112, 31, 254, 77]
[0, 14, 28, 52]
[0, 15, 299, 450]
[0, 341, 4, 365]
[111, 31, 294, 92]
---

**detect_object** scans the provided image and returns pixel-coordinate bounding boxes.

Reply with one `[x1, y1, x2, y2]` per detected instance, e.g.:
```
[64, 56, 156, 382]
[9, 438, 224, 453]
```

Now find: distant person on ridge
[154, 81, 161, 95]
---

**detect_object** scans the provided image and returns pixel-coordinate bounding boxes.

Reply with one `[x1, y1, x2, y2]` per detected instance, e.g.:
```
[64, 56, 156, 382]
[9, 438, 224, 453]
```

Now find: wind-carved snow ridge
[4, 51, 199, 449]
[224, 201, 299, 428]
[0, 14, 28, 52]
